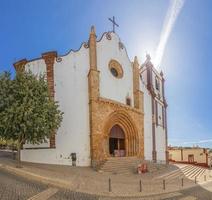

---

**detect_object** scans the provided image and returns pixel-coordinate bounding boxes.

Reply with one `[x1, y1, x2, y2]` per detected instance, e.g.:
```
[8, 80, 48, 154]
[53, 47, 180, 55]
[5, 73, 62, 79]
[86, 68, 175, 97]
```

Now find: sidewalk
[0, 150, 211, 197]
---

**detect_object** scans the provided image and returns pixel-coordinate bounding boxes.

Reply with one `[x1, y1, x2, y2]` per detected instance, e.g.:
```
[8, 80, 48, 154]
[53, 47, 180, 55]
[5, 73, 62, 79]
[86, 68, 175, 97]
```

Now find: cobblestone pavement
[0, 169, 98, 200]
[0, 151, 212, 200]
[0, 167, 212, 200]
[0, 169, 47, 200]
[100, 183, 212, 200]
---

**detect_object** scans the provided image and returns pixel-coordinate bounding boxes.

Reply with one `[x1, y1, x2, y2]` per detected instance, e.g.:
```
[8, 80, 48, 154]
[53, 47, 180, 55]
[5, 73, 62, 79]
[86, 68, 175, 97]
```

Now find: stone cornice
[42, 51, 57, 65]
[13, 59, 28, 72]
[98, 97, 144, 115]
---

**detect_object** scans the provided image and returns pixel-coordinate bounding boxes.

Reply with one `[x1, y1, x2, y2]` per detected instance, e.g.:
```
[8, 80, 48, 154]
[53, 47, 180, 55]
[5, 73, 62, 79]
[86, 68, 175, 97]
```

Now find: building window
[126, 97, 131, 106]
[108, 59, 123, 79]
[155, 77, 160, 90]
[110, 67, 118, 77]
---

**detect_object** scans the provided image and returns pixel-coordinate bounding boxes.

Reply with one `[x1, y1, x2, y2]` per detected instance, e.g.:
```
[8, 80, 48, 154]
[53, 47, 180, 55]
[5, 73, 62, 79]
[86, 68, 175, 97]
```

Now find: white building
[14, 27, 168, 167]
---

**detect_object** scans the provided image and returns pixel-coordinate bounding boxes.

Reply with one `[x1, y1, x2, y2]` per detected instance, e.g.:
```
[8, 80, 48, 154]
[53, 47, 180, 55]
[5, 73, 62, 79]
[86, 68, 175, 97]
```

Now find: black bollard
[204, 175, 206, 182]
[163, 179, 166, 190]
[195, 176, 197, 184]
[139, 180, 142, 192]
[109, 178, 111, 192]
[181, 178, 184, 187]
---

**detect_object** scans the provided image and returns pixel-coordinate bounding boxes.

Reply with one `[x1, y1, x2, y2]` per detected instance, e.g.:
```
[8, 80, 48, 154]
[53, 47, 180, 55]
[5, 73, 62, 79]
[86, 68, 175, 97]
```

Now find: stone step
[99, 157, 166, 174]
[182, 165, 196, 174]
[101, 161, 140, 166]
[197, 168, 206, 178]
[185, 166, 202, 178]
[183, 166, 198, 176]
[158, 164, 208, 181]
[190, 167, 204, 178]
[99, 157, 142, 174]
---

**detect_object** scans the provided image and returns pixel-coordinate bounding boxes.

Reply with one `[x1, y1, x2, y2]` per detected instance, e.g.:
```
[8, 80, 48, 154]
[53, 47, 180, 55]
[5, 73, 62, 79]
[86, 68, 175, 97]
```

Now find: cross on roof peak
[108, 16, 119, 33]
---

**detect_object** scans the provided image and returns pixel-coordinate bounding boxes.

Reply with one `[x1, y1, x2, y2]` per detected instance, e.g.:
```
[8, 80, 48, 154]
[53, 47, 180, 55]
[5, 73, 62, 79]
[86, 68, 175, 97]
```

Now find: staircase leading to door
[99, 157, 167, 174]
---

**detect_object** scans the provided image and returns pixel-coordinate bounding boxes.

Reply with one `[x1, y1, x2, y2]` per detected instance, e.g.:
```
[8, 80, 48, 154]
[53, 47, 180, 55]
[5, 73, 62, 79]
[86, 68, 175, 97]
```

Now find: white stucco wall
[97, 32, 134, 106]
[21, 44, 91, 166]
[54, 45, 90, 166]
[155, 125, 166, 162]
[140, 65, 166, 162]
[155, 100, 166, 162]
[25, 59, 46, 76]
[23, 59, 49, 149]
[140, 80, 153, 161]
[157, 102, 163, 126]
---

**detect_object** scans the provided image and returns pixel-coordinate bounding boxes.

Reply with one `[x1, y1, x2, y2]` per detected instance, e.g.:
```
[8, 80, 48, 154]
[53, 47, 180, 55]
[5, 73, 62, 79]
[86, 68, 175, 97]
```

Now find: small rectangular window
[126, 98, 131, 106]
[155, 77, 160, 90]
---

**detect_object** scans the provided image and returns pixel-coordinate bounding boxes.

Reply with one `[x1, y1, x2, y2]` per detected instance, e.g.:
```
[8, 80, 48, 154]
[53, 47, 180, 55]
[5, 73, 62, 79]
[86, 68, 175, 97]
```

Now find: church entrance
[109, 125, 126, 157]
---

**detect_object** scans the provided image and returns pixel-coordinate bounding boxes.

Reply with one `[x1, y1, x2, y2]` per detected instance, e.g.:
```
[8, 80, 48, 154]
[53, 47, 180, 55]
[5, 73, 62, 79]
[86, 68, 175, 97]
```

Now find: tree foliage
[0, 71, 63, 164]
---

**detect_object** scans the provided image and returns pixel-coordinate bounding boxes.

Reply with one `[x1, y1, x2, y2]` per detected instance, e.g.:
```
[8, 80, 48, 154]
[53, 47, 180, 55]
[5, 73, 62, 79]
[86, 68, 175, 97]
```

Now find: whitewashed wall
[155, 125, 166, 162]
[154, 70, 166, 162]
[25, 59, 46, 76]
[140, 65, 166, 162]
[23, 59, 49, 149]
[97, 33, 134, 106]
[54, 46, 90, 166]
[21, 45, 91, 166]
[140, 80, 153, 160]
[157, 102, 163, 126]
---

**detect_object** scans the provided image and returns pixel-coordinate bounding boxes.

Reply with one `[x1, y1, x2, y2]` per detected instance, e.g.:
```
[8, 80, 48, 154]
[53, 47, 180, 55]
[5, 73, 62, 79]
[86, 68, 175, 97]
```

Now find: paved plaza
[0, 168, 212, 200]
[0, 150, 212, 199]
[0, 169, 98, 200]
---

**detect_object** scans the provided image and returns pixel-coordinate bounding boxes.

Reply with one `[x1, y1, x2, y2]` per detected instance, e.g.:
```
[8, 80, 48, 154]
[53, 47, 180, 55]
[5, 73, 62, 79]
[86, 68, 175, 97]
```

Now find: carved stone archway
[104, 110, 139, 157]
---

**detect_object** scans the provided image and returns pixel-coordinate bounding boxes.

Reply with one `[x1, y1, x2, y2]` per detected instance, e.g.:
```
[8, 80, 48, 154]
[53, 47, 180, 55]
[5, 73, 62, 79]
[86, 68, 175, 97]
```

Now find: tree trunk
[16, 142, 22, 168]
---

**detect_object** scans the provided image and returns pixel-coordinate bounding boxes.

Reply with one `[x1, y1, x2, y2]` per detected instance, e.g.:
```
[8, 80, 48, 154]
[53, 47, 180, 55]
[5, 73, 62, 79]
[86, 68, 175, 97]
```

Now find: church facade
[14, 26, 168, 167]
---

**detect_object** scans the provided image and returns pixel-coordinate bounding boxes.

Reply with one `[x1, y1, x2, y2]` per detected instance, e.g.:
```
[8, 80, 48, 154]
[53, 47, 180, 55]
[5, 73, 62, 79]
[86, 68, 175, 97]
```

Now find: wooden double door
[109, 125, 126, 157]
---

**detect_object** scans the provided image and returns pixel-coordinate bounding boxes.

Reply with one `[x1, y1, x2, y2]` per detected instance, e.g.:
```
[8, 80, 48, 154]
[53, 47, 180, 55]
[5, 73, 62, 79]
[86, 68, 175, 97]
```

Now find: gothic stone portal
[90, 106, 144, 168]
[109, 125, 126, 157]
[104, 110, 139, 158]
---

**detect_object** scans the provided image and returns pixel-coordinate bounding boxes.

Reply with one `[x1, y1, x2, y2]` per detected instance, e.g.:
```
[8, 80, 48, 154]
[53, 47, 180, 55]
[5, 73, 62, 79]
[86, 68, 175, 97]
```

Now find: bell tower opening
[109, 125, 125, 157]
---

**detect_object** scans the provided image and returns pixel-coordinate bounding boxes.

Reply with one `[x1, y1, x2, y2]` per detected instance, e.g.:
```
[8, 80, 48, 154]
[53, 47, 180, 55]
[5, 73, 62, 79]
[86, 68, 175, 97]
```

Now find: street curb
[0, 164, 71, 189]
[0, 163, 211, 198]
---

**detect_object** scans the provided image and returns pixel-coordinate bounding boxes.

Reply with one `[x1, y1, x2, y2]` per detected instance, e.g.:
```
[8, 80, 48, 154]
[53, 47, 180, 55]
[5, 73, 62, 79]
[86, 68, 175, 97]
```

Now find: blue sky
[0, 0, 211, 147]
